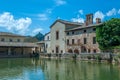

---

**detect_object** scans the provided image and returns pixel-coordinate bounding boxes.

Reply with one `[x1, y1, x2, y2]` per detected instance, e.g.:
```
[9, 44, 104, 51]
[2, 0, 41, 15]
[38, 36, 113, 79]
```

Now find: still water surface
[0, 58, 120, 80]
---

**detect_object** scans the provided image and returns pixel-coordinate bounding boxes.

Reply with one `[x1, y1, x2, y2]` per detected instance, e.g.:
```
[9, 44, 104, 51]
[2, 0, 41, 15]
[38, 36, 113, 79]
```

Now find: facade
[37, 32, 51, 53]
[66, 23, 101, 54]
[44, 32, 51, 53]
[0, 32, 38, 57]
[36, 41, 45, 53]
[50, 20, 82, 54]
[43, 13, 102, 54]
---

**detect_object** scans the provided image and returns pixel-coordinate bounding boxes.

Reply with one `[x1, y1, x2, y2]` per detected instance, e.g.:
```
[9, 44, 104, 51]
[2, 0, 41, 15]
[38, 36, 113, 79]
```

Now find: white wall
[50, 22, 66, 54]
[44, 32, 51, 53]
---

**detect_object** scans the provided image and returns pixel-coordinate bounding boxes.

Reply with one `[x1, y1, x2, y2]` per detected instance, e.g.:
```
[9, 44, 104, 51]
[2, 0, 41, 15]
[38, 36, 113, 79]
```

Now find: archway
[88, 49, 91, 53]
[93, 49, 97, 53]
[74, 49, 79, 54]
[68, 49, 73, 53]
[81, 46, 87, 53]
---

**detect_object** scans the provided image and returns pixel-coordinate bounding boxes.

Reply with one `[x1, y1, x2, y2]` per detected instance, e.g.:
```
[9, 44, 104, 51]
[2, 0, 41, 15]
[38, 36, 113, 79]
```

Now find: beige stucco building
[50, 19, 83, 54]
[0, 32, 38, 57]
[44, 13, 102, 54]
[44, 32, 51, 53]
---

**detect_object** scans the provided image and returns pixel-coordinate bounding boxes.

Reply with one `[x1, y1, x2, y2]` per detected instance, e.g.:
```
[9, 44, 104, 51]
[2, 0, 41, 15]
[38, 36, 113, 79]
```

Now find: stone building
[44, 32, 51, 53]
[50, 19, 82, 54]
[66, 14, 102, 54]
[43, 13, 102, 54]
[0, 32, 38, 57]
[36, 32, 51, 53]
[36, 41, 45, 53]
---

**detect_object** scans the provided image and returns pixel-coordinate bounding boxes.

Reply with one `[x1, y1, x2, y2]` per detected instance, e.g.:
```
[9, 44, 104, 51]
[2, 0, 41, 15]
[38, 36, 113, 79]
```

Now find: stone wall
[66, 27, 100, 54]
[50, 22, 66, 54]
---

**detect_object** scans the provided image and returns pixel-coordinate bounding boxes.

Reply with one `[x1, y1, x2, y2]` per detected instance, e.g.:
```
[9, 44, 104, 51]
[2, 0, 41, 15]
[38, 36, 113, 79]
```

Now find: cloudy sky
[0, 0, 120, 36]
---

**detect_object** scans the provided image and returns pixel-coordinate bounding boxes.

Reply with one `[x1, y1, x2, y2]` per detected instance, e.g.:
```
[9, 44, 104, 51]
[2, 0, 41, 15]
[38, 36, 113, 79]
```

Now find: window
[52, 50, 54, 53]
[56, 31, 59, 40]
[93, 49, 96, 53]
[93, 37, 96, 44]
[61, 50, 63, 53]
[56, 46, 59, 53]
[47, 36, 49, 40]
[9, 39, 13, 42]
[67, 32, 69, 35]
[84, 38, 87, 44]
[1, 38, 5, 42]
[67, 39, 69, 45]
[72, 39, 75, 44]
[46, 44, 48, 48]
[84, 47, 87, 53]
[72, 31, 74, 35]
[84, 30, 86, 33]
[93, 28, 96, 31]
[88, 49, 91, 53]
[17, 39, 20, 42]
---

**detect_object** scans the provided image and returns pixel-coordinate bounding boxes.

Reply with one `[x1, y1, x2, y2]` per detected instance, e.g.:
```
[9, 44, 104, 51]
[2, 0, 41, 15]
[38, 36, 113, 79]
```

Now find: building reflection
[0, 58, 120, 80]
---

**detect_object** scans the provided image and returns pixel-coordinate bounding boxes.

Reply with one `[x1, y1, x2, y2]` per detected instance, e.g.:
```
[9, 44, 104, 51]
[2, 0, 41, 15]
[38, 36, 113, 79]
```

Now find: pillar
[72, 49, 74, 54]
[21, 48, 24, 55]
[8, 48, 11, 55]
[79, 47, 81, 54]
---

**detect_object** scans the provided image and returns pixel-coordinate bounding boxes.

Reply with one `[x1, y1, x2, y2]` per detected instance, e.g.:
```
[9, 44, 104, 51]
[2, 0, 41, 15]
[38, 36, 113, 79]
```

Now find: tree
[96, 18, 120, 50]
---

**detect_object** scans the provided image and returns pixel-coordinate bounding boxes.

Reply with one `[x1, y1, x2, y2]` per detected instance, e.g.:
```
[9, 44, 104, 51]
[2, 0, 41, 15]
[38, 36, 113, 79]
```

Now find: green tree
[96, 18, 120, 50]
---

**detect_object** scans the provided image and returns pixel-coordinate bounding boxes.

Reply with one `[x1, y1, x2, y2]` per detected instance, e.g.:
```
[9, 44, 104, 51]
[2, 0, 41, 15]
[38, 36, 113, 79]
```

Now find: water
[0, 58, 120, 80]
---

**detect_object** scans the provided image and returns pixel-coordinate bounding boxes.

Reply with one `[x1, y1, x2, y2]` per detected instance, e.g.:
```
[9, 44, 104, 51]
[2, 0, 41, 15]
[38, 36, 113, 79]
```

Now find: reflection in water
[0, 58, 120, 80]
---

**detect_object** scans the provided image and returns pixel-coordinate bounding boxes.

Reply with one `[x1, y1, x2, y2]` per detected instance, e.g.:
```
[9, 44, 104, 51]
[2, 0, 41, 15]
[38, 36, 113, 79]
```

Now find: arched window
[74, 49, 79, 54]
[68, 49, 73, 53]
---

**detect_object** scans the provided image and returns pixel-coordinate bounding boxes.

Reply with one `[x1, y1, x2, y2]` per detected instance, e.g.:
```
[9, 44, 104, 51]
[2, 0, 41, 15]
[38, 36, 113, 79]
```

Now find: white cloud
[38, 14, 48, 21]
[93, 11, 105, 22]
[46, 8, 53, 14]
[106, 8, 117, 16]
[71, 18, 84, 23]
[79, 10, 83, 15]
[37, 8, 53, 21]
[0, 12, 32, 35]
[118, 9, 120, 14]
[55, 0, 67, 6]
[32, 28, 43, 34]
[71, 14, 84, 23]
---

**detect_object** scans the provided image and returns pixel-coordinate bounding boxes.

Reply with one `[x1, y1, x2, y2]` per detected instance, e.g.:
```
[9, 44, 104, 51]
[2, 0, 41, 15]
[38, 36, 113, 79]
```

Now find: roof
[50, 19, 83, 28]
[36, 41, 45, 44]
[0, 32, 25, 37]
[0, 42, 38, 47]
[65, 23, 103, 31]
[44, 32, 50, 36]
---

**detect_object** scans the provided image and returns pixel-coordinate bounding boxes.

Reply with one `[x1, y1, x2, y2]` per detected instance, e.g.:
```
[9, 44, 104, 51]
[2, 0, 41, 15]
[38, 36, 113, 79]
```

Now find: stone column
[79, 47, 81, 54]
[35, 47, 38, 53]
[21, 48, 24, 55]
[8, 48, 11, 55]
[72, 49, 74, 54]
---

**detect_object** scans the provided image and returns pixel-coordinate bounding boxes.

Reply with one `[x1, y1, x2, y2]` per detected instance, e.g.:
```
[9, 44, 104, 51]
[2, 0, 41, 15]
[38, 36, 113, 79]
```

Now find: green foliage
[96, 18, 120, 50]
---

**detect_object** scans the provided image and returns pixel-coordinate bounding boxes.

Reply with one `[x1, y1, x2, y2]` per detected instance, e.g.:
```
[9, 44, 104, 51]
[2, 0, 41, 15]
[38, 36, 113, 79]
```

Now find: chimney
[86, 14, 93, 26]
[96, 18, 101, 24]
